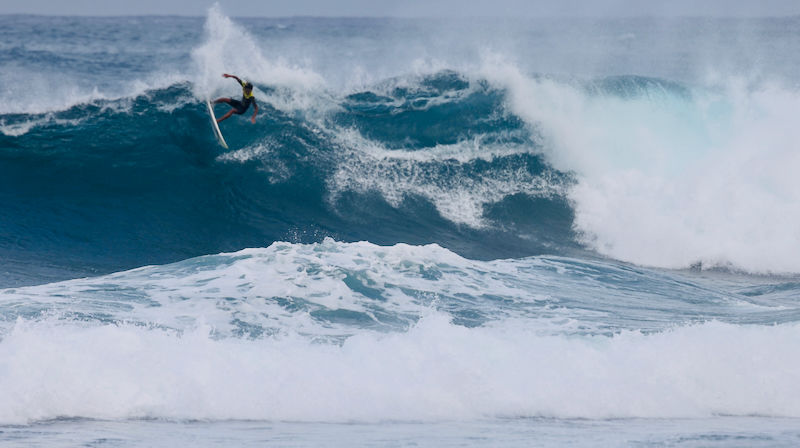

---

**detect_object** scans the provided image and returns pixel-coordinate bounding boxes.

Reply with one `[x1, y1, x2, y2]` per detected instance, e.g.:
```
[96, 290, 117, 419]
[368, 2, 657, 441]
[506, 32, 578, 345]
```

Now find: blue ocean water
[2, 8, 800, 447]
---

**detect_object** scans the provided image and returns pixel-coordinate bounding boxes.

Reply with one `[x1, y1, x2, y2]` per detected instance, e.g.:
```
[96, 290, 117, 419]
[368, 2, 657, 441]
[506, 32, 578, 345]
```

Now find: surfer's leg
[217, 109, 235, 123]
[213, 98, 232, 104]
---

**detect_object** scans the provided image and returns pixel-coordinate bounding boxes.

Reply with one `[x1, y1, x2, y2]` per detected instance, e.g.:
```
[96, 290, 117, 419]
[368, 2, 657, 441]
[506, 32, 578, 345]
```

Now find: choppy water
[2, 8, 800, 447]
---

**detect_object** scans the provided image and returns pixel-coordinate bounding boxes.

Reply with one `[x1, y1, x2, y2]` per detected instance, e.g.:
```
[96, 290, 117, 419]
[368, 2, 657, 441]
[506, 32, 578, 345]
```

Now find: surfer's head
[244, 82, 253, 92]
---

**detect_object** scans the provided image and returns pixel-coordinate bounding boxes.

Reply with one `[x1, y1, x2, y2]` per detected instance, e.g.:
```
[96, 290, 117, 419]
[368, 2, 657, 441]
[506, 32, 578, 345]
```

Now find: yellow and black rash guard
[241, 80, 254, 99]
[231, 80, 255, 113]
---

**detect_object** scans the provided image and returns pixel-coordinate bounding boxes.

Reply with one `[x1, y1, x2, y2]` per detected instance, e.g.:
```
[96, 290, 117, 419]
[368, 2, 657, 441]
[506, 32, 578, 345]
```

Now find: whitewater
[2, 7, 800, 447]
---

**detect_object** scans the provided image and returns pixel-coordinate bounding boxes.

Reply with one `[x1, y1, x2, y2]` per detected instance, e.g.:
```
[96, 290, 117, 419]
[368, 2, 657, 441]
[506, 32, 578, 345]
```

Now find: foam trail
[327, 129, 565, 228]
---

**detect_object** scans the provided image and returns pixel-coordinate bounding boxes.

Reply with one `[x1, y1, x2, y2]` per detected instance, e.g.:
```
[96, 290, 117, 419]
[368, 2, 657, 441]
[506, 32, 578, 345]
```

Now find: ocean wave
[2, 238, 798, 424]
[5, 9, 800, 278]
[4, 239, 794, 339]
[5, 64, 800, 277]
[0, 76, 578, 287]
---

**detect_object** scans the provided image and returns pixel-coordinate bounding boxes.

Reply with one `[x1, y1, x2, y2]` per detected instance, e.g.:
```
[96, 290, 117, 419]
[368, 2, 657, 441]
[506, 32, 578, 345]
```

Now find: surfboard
[206, 100, 228, 149]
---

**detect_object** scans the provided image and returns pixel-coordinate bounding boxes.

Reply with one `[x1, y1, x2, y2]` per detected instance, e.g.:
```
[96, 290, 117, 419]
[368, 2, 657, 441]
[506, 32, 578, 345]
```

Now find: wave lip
[480, 56, 800, 274]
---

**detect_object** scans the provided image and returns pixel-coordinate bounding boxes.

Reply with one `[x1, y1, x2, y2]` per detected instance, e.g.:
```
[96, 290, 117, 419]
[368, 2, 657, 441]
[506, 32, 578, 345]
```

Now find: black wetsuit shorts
[230, 98, 252, 114]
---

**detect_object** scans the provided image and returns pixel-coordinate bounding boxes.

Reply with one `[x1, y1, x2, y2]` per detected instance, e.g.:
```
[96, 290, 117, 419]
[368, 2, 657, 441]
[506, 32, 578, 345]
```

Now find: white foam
[0, 65, 189, 118]
[2, 240, 796, 423]
[1, 314, 798, 424]
[482, 56, 800, 274]
[216, 141, 276, 163]
[1, 239, 540, 338]
[0, 117, 48, 137]
[327, 128, 564, 228]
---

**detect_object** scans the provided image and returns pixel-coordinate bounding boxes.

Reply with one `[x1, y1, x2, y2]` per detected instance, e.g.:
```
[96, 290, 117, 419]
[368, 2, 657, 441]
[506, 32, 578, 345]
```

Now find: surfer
[213, 73, 259, 124]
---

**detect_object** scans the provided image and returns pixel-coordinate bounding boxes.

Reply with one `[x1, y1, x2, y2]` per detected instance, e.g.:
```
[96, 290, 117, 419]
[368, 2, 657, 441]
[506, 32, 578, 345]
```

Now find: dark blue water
[0, 77, 582, 287]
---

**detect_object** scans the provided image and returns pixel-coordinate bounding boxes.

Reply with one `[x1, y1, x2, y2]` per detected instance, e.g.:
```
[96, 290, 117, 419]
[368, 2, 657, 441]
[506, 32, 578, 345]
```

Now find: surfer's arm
[251, 98, 258, 124]
[222, 73, 243, 84]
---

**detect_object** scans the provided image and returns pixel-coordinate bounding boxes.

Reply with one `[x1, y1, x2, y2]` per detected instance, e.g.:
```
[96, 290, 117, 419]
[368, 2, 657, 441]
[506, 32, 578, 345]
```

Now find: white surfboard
[206, 100, 228, 149]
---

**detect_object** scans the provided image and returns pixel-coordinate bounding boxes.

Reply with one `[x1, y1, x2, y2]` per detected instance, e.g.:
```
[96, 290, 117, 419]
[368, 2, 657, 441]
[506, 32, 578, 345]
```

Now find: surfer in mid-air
[213, 73, 258, 124]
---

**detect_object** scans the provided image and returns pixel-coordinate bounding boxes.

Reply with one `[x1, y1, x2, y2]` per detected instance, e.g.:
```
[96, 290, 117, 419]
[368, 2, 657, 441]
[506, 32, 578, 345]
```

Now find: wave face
[2, 10, 800, 435]
[0, 76, 577, 287]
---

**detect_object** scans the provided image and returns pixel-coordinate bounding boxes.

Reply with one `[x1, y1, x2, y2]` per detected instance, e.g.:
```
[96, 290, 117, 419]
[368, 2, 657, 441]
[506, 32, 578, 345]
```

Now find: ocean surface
[2, 8, 800, 447]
